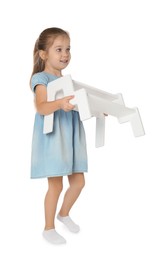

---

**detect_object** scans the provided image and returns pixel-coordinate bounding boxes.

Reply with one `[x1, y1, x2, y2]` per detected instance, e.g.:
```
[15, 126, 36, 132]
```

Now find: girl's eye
[56, 48, 62, 52]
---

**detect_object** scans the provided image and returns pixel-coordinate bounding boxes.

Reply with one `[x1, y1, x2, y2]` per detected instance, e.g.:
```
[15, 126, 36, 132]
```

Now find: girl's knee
[48, 177, 63, 193]
[56, 183, 63, 194]
[69, 173, 85, 190]
[79, 176, 85, 190]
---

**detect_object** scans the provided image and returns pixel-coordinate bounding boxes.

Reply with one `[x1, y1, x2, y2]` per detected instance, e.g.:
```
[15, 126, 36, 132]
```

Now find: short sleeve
[31, 72, 49, 92]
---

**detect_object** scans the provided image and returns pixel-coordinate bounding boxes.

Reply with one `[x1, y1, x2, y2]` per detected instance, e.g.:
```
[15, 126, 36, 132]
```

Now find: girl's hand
[59, 95, 75, 112]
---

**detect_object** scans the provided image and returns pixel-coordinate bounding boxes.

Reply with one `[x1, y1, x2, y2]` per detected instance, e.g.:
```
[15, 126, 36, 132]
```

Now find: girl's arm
[35, 84, 75, 115]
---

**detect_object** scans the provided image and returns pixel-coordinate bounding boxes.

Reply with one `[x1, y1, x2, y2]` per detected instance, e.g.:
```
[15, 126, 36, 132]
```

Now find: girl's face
[44, 35, 71, 76]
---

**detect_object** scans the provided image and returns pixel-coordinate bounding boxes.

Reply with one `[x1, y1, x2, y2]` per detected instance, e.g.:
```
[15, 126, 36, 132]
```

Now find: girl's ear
[39, 50, 47, 60]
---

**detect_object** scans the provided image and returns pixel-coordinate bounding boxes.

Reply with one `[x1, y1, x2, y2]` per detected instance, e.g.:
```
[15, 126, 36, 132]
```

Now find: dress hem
[31, 169, 88, 179]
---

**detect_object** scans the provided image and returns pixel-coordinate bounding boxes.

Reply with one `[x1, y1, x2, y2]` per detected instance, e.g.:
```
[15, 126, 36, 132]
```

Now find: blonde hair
[30, 27, 69, 83]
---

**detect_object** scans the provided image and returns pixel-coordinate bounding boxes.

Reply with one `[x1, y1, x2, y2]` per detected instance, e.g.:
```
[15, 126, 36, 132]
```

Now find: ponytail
[29, 38, 45, 86]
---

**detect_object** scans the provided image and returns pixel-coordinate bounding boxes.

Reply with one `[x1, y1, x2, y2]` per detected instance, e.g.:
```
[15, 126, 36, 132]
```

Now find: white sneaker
[57, 214, 80, 233]
[42, 229, 66, 244]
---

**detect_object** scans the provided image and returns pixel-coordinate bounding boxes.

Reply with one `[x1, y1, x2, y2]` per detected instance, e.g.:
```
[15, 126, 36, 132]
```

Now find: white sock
[42, 229, 66, 244]
[57, 214, 80, 233]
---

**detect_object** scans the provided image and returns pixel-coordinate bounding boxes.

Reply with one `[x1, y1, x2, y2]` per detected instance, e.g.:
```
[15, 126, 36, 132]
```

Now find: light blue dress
[31, 72, 88, 178]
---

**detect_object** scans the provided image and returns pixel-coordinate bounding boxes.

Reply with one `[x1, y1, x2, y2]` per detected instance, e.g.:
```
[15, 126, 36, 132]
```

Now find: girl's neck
[44, 68, 62, 77]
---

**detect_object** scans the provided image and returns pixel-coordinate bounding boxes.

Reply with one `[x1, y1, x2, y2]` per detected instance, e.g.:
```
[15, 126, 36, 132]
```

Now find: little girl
[30, 27, 88, 244]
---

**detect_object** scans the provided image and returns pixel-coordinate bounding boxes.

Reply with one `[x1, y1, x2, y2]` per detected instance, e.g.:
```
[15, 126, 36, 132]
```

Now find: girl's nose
[63, 50, 70, 56]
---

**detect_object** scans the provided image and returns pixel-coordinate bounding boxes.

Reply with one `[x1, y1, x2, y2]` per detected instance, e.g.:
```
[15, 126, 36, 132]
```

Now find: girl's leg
[43, 177, 66, 244]
[57, 173, 85, 233]
[58, 173, 85, 217]
[44, 176, 63, 230]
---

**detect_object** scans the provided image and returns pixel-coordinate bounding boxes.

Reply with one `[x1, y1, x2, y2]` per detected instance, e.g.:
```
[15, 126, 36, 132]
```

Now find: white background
[0, 0, 166, 259]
